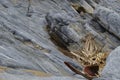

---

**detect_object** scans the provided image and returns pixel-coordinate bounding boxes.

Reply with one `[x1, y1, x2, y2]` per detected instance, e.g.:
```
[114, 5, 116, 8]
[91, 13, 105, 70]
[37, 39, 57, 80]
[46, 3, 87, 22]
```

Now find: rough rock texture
[0, 66, 82, 80]
[0, 0, 119, 80]
[94, 6, 120, 39]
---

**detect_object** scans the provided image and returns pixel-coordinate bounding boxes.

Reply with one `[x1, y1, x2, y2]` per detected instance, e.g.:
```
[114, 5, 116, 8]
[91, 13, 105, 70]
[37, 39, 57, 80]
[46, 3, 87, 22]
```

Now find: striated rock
[46, 12, 85, 51]
[99, 0, 120, 13]
[0, 0, 120, 80]
[94, 6, 120, 39]
[0, 0, 86, 79]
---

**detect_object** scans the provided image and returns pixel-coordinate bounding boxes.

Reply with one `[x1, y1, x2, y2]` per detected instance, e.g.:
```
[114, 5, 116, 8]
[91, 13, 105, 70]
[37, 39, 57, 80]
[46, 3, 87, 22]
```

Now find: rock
[94, 46, 120, 80]
[0, 0, 86, 79]
[46, 12, 84, 50]
[94, 6, 120, 39]
[99, 0, 120, 13]
[0, 0, 120, 80]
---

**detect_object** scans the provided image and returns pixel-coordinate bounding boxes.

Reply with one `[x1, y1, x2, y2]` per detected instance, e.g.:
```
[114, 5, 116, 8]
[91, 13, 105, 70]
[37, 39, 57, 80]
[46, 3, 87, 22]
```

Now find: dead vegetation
[48, 30, 110, 80]
[69, 34, 109, 79]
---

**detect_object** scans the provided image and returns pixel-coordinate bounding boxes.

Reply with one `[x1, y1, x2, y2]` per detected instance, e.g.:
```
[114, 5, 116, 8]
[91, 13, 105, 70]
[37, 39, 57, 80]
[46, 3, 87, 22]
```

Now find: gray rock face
[99, 0, 120, 13]
[0, 0, 120, 80]
[0, 68, 81, 80]
[94, 6, 120, 39]
[46, 12, 83, 50]
[0, 0, 86, 79]
[94, 46, 120, 80]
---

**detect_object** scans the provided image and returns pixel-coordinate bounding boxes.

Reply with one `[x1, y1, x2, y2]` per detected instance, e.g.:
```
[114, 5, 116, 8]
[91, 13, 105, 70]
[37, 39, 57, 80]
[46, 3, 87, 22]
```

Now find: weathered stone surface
[68, 0, 94, 13]
[46, 12, 85, 50]
[0, 66, 81, 80]
[0, 0, 86, 79]
[94, 6, 120, 39]
[99, 0, 120, 13]
[0, 0, 119, 80]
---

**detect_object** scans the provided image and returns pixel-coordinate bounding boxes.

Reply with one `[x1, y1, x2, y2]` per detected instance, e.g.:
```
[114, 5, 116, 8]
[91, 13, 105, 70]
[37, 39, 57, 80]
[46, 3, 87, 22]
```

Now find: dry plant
[65, 34, 109, 80]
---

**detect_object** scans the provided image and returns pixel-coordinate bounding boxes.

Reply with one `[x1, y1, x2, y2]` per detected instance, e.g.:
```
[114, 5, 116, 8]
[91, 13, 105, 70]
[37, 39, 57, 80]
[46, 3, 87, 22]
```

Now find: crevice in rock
[71, 3, 87, 14]
[90, 18, 107, 33]
[46, 26, 70, 51]
[26, 0, 33, 17]
[93, 0, 101, 4]
[1, 4, 9, 8]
